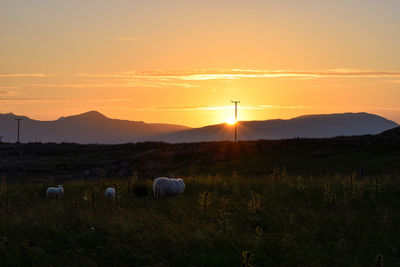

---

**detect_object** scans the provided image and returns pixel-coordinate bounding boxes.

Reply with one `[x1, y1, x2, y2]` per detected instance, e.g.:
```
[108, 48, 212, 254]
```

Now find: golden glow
[1, 1, 400, 126]
[226, 118, 237, 125]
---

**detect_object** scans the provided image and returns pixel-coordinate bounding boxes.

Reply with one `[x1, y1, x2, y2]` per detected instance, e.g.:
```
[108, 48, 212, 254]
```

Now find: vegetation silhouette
[0, 169, 399, 265]
[0, 127, 399, 265]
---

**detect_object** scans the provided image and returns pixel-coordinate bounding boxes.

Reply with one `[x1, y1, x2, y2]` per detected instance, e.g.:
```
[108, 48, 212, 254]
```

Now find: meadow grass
[0, 171, 399, 266]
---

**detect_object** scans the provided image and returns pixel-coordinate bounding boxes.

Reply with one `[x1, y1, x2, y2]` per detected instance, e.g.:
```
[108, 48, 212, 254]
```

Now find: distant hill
[0, 111, 397, 144]
[154, 113, 399, 143]
[0, 111, 189, 144]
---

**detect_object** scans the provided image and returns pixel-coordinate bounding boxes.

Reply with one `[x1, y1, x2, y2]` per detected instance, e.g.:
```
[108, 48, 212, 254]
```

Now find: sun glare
[226, 118, 236, 125]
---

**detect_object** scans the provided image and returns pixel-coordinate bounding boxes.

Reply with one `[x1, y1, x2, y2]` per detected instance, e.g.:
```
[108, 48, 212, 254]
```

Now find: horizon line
[0, 110, 398, 128]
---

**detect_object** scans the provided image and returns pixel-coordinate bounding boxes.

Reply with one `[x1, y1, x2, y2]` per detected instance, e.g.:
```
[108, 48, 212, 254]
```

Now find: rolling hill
[155, 112, 398, 143]
[0, 111, 397, 144]
[0, 111, 189, 144]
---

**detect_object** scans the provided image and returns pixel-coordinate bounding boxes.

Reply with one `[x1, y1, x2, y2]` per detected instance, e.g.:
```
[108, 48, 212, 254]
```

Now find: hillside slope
[1, 126, 400, 182]
[0, 111, 189, 144]
[155, 113, 398, 142]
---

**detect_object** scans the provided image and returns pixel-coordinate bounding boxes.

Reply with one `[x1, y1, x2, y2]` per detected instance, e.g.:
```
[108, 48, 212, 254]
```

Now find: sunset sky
[1, 0, 400, 127]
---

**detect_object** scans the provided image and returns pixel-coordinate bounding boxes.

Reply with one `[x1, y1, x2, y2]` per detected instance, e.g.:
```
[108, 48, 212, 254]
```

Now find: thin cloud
[0, 90, 12, 95]
[28, 81, 198, 88]
[0, 88, 19, 96]
[28, 83, 137, 88]
[76, 69, 400, 82]
[0, 86, 20, 90]
[0, 97, 134, 105]
[0, 73, 48, 77]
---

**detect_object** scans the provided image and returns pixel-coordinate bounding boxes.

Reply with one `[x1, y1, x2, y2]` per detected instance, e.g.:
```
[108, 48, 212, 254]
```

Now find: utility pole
[15, 118, 22, 143]
[231, 100, 240, 142]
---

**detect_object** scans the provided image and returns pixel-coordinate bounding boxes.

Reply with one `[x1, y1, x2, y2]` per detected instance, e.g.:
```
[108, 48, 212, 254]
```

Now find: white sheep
[46, 185, 64, 199]
[105, 187, 116, 200]
[153, 177, 185, 199]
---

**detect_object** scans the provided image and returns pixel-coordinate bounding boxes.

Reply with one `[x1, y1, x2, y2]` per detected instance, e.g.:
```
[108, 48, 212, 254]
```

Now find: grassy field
[1, 127, 400, 183]
[0, 170, 399, 266]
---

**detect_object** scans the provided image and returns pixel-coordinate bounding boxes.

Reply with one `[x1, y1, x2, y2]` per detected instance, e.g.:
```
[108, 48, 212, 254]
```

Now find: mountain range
[0, 111, 397, 144]
[0, 111, 189, 144]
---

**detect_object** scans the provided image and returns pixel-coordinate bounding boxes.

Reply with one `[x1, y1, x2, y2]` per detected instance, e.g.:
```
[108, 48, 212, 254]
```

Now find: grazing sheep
[153, 177, 185, 199]
[105, 186, 116, 201]
[46, 185, 64, 199]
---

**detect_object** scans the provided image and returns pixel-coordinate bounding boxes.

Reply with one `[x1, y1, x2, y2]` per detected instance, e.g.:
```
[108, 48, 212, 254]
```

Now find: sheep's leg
[155, 188, 160, 200]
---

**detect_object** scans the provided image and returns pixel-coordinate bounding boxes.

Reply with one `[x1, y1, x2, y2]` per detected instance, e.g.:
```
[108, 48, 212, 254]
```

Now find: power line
[15, 118, 22, 143]
[231, 100, 240, 142]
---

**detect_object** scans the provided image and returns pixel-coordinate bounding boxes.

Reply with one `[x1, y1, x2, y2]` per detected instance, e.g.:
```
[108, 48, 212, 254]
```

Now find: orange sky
[1, 1, 400, 127]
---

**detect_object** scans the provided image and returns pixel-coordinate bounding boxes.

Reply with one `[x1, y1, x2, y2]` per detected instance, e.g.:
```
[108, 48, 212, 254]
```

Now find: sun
[226, 118, 237, 125]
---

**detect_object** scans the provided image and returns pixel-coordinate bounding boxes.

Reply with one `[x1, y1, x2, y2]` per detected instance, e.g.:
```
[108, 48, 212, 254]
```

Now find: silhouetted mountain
[154, 113, 398, 143]
[0, 112, 397, 144]
[0, 111, 189, 144]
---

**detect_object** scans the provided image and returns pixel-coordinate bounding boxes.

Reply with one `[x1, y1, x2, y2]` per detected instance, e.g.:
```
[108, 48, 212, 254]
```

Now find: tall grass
[0, 172, 399, 266]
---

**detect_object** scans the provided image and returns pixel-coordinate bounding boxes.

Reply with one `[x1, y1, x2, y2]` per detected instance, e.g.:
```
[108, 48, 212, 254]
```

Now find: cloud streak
[70, 68, 400, 89]
[28, 81, 198, 88]
[0, 97, 134, 105]
[76, 69, 400, 81]
[6, 69, 400, 91]
[0, 87, 19, 96]
[0, 73, 48, 77]
[0, 90, 12, 95]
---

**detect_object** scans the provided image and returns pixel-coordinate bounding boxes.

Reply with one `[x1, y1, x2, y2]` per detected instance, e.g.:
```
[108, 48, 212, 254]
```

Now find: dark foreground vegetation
[0, 126, 400, 182]
[0, 172, 399, 266]
[0, 128, 399, 266]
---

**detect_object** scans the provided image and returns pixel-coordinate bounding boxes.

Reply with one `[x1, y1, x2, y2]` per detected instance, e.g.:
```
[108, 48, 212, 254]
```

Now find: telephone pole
[15, 118, 22, 143]
[231, 100, 240, 142]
